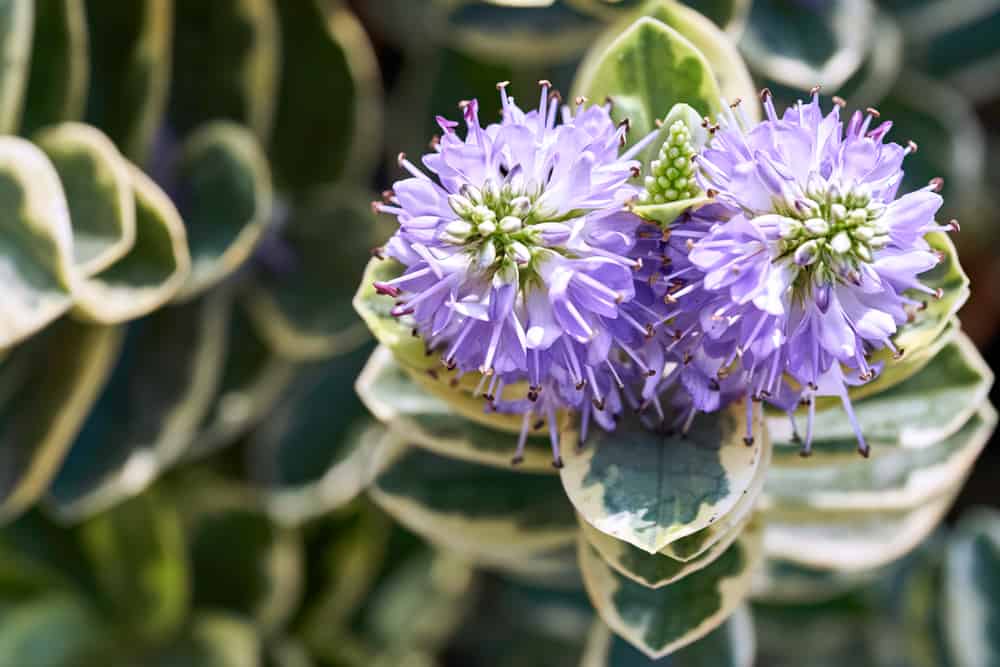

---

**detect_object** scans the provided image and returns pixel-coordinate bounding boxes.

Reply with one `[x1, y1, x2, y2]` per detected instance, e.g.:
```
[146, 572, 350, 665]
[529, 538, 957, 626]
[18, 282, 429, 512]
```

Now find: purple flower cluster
[373, 82, 665, 466]
[372, 82, 952, 463]
[657, 91, 954, 456]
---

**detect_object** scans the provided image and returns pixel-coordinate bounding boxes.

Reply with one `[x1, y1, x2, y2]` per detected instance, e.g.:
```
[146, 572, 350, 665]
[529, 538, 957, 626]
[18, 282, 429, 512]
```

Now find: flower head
[660, 91, 954, 456]
[373, 82, 663, 466]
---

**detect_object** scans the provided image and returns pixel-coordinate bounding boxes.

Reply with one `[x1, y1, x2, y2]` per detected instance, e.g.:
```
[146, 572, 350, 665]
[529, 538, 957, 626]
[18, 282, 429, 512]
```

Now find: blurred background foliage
[0, 0, 999, 665]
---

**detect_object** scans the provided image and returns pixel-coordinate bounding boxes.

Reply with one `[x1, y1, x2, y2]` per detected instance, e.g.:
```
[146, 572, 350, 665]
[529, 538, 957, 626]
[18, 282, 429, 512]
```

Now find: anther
[457, 99, 470, 110]
[370, 201, 382, 214]
[575, 95, 588, 106]
[511, 455, 524, 465]
[552, 457, 564, 469]
[533, 419, 545, 430]
[706, 188, 719, 198]
[832, 96, 846, 107]
[630, 165, 641, 178]
[865, 107, 880, 118]
[934, 287, 944, 299]
[396, 152, 407, 165]
[743, 436, 754, 446]
[496, 80, 510, 90]
[948, 219, 961, 232]
[809, 84, 821, 96]
[759, 88, 772, 101]
[426, 369, 439, 380]
[381, 190, 396, 203]
[593, 398, 605, 411]
[370, 247, 385, 260]
[929, 177, 944, 192]
[907, 140, 919, 154]
[537, 79, 551, 88]
[730, 97, 742, 108]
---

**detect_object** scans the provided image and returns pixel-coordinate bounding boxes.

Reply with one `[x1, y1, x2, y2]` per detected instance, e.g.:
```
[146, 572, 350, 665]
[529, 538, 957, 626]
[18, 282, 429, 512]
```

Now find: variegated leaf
[34, 122, 135, 277]
[356, 346, 556, 473]
[573, 14, 723, 149]
[174, 121, 272, 301]
[369, 439, 578, 563]
[0, 319, 120, 522]
[580, 514, 757, 590]
[765, 403, 995, 513]
[561, 403, 766, 554]
[580, 606, 756, 667]
[22, 0, 88, 134]
[579, 523, 761, 659]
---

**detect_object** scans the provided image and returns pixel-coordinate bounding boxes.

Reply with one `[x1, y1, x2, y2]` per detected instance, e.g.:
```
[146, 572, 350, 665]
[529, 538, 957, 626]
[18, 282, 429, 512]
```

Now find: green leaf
[560, 403, 766, 554]
[84, 0, 171, 165]
[573, 14, 724, 146]
[71, 162, 191, 325]
[658, 426, 769, 563]
[580, 606, 756, 667]
[370, 440, 579, 563]
[34, 122, 135, 277]
[739, 0, 873, 91]
[767, 401, 994, 513]
[247, 347, 379, 524]
[356, 346, 557, 473]
[364, 551, 475, 653]
[611, 1, 758, 119]
[77, 490, 190, 642]
[0, 136, 76, 349]
[773, 333, 992, 453]
[0, 0, 32, 134]
[0, 319, 120, 522]
[169, 0, 281, 141]
[21, 0, 88, 135]
[762, 479, 966, 572]
[579, 514, 757, 590]
[154, 612, 261, 667]
[270, 0, 382, 193]
[49, 293, 228, 519]
[942, 508, 1000, 667]
[174, 121, 272, 300]
[188, 301, 296, 461]
[579, 526, 760, 659]
[246, 188, 377, 361]
[0, 593, 109, 667]
[189, 509, 303, 635]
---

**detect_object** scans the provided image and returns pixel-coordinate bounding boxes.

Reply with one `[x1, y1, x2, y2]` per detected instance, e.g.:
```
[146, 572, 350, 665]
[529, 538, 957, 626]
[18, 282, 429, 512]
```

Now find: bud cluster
[639, 119, 700, 204]
[442, 178, 572, 273]
[771, 178, 890, 288]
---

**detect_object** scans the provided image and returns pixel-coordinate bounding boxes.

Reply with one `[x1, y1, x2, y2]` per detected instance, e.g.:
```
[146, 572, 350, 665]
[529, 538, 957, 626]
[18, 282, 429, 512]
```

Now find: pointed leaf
[0, 136, 76, 349]
[579, 526, 761, 659]
[370, 440, 578, 562]
[49, 293, 228, 519]
[356, 346, 556, 473]
[0, 319, 120, 522]
[173, 121, 272, 300]
[573, 15, 723, 147]
[169, 0, 280, 141]
[0, 0, 32, 134]
[84, 0, 171, 165]
[561, 403, 766, 554]
[270, 1, 382, 192]
[71, 162, 191, 324]
[34, 122, 135, 276]
[580, 514, 757, 589]
[21, 0, 88, 134]
[580, 607, 756, 667]
[78, 490, 189, 642]
[246, 188, 376, 361]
